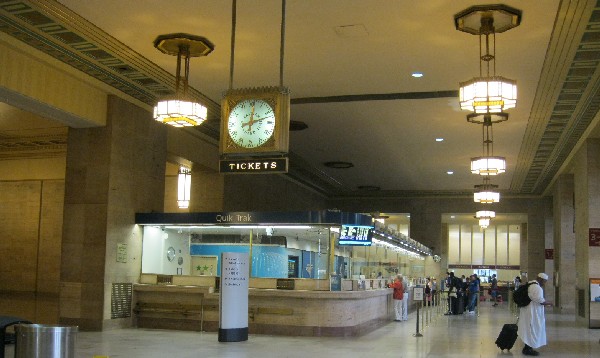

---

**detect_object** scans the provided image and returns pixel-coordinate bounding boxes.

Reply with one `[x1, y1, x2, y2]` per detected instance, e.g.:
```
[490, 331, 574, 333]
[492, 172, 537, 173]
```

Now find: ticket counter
[133, 276, 393, 336]
[133, 210, 423, 336]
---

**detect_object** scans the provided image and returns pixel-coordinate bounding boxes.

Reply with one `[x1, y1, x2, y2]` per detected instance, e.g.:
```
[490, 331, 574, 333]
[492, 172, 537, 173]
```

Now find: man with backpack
[517, 273, 553, 356]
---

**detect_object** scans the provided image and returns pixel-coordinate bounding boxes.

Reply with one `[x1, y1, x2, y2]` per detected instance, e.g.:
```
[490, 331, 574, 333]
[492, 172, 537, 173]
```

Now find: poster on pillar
[590, 278, 600, 328]
[218, 252, 249, 342]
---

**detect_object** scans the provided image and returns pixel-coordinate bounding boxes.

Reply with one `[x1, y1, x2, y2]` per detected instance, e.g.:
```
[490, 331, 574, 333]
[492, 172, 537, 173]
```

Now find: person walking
[491, 274, 499, 306]
[518, 273, 553, 356]
[389, 274, 404, 321]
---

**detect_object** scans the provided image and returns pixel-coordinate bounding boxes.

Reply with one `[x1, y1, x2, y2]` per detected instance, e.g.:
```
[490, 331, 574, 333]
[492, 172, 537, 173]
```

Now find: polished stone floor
[4, 302, 600, 358]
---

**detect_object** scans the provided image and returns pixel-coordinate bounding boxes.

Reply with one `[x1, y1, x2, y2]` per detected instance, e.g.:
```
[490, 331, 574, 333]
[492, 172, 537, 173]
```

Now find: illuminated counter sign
[339, 225, 373, 246]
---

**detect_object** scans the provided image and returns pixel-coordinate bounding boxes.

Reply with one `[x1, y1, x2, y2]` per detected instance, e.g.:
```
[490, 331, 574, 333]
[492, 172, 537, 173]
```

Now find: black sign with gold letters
[220, 157, 288, 174]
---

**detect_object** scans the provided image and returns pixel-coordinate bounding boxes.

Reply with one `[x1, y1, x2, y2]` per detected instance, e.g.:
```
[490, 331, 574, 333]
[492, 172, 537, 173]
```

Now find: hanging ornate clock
[220, 86, 290, 156]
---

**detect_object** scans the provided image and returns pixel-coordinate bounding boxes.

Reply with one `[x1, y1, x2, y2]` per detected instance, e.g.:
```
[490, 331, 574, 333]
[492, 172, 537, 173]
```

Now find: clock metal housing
[220, 86, 290, 156]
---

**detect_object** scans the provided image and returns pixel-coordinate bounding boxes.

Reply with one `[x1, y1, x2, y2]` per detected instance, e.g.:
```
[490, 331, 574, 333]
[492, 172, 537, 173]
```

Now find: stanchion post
[413, 286, 424, 337]
[414, 305, 423, 337]
[421, 301, 425, 331]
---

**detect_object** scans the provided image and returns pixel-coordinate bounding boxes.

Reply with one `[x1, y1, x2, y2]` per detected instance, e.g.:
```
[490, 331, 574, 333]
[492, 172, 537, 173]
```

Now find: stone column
[553, 174, 576, 313]
[573, 138, 600, 323]
[59, 95, 166, 330]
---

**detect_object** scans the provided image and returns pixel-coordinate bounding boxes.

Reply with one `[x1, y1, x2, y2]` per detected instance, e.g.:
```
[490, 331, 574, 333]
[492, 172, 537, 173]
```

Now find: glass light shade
[177, 167, 191, 209]
[475, 210, 496, 219]
[459, 76, 517, 113]
[474, 190, 500, 203]
[471, 156, 506, 175]
[153, 99, 207, 127]
[478, 218, 490, 228]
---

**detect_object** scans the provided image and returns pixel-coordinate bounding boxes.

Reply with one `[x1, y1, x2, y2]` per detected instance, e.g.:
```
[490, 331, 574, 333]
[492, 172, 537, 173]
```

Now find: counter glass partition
[140, 225, 334, 279]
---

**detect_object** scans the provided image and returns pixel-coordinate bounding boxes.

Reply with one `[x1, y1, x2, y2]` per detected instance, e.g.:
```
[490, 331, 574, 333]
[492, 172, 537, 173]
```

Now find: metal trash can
[14, 324, 77, 358]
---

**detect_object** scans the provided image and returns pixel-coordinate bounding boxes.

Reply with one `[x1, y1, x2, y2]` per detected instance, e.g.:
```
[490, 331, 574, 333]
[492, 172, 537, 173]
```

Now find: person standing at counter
[390, 274, 405, 321]
[401, 275, 409, 321]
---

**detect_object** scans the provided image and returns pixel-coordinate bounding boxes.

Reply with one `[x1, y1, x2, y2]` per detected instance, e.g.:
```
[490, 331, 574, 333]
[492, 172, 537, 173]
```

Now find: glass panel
[460, 225, 472, 264]
[496, 225, 508, 265]
[472, 226, 484, 265]
[484, 227, 496, 265]
[351, 246, 368, 278]
[508, 224, 521, 265]
[365, 243, 396, 279]
[448, 224, 460, 264]
[141, 225, 334, 279]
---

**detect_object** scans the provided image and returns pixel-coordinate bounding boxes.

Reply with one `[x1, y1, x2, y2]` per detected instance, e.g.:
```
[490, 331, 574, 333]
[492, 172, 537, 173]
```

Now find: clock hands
[241, 103, 273, 132]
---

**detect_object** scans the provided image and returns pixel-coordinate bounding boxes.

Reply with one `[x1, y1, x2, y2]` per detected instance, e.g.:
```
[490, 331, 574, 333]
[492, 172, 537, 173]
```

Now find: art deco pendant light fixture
[153, 33, 214, 127]
[455, 5, 522, 114]
[474, 176, 500, 204]
[475, 210, 496, 229]
[471, 116, 505, 175]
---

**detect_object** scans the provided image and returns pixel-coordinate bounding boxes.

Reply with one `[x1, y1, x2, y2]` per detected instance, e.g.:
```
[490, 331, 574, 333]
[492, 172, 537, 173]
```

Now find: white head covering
[538, 273, 548, 280]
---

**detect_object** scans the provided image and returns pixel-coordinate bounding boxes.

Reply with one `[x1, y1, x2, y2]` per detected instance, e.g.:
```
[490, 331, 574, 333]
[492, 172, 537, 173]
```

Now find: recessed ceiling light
[435, 138, 444, 142]
[411, 72, 424, 78]
[324, 161, 354, 169]
[357, 185, 380, 191]
[289, 120, 308, 131]
[447, 171, 454, 175]
[334, 24, 368, 38]
[451, 215, 456, 219]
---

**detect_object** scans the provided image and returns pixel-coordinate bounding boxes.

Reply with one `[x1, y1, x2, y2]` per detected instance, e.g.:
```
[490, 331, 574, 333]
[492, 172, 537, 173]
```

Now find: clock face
[227, 99, 275, 148]
[167, 247, 176, 262]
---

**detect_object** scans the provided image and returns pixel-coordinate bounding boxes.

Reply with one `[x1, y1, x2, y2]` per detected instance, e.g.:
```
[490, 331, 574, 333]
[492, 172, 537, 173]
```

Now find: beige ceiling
[1, 0, 599, 199]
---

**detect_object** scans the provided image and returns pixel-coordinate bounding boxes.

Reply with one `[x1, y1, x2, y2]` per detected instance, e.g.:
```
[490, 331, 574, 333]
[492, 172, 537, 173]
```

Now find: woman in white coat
[518, 273, 553, 356]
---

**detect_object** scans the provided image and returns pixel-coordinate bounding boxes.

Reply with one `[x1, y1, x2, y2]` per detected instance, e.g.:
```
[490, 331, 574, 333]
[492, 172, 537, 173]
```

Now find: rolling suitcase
[495, 323, 518, 351]
[454, 294, 465, 314]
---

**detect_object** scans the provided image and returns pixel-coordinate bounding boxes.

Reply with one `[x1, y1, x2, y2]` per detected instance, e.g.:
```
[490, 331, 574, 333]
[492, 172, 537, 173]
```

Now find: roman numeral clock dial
[227, 99, 275, 149]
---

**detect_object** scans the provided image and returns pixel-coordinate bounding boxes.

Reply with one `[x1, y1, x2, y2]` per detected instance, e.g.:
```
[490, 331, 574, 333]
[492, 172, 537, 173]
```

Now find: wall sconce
[177, 166, 191, 209]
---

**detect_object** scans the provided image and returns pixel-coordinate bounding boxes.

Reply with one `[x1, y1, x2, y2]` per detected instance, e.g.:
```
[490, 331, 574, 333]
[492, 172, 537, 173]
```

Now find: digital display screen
[339, 225, 373, 246]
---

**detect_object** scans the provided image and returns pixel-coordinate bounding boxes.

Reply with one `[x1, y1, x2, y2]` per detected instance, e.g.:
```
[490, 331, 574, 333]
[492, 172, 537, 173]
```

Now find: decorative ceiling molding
[511, 0, 600, 194]
[0, 127, 67, 159]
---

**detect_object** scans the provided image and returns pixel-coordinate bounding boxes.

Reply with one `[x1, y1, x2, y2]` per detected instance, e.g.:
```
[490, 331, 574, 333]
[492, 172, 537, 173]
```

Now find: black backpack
[513, 282, 538, 307]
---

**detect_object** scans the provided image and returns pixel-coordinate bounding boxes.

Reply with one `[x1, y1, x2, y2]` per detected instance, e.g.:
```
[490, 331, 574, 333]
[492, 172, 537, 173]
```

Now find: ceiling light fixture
[475, 210, 495, 228]
[153, 33, 214, 127]
[324, 161, 354, 169]
[474, 176, 500, 203]
[411, 72, 424, 78]
[475, 210, 495, 219]
[455, 5, 521, 114]
[478, 218, 490, 229]
[357, 185, 381, 191]
[435, 138, 444, 142]
[471, 114, 506, 175]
